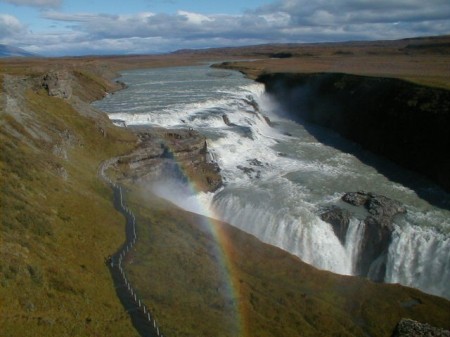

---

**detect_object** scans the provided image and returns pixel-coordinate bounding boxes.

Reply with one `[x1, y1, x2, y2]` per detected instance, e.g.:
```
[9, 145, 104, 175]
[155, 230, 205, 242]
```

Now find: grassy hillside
[211, 35, 450, 90]
[0, 67, 139, 336]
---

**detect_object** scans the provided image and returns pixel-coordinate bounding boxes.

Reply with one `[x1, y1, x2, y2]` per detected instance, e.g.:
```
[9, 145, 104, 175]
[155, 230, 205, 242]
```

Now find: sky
[1, 0, 449, 56]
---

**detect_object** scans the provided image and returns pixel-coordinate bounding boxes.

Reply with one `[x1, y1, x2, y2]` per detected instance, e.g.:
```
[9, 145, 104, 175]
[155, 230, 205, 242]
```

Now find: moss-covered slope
[0, 68, 138, 336]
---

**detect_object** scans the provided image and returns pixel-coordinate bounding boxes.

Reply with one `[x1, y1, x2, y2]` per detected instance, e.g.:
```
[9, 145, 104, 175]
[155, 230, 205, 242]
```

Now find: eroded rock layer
[257, 73, 450, 192]
[112, 127, 222, 192]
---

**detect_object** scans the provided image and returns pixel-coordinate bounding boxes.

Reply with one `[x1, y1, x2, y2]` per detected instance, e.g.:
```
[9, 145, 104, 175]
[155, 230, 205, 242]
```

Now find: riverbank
[95, 59, 450, 336]
[212, 38, 450, 195]
[211, 34, 450, 90]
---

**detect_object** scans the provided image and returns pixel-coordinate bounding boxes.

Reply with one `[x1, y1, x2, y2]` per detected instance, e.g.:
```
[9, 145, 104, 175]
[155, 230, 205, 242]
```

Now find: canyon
[256, 72, 450, 195]
[1, 36, 450, 336]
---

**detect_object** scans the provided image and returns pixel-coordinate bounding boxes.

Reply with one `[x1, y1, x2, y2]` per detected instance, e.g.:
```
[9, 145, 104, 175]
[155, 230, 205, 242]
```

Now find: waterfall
[212, 191, 353, 275]
[344, 219, 365, 274]
[386, 225, 450, 299]
[94, 64, 450, 300]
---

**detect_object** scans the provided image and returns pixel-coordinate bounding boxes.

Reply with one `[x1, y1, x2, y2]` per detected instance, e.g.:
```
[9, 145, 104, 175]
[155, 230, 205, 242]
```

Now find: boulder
[392, 318, 450, 337]
[222, 114, 233, 126]
[263, 115, 273, 126]
[342, 191, 369, 207]
[342, 191, 406, 228]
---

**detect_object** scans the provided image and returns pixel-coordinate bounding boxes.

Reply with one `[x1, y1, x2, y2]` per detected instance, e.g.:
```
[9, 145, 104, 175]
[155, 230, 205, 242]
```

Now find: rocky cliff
[321, 191, 406, 281]
[111, 127, 222, 192]
[257, 73, 450, 192]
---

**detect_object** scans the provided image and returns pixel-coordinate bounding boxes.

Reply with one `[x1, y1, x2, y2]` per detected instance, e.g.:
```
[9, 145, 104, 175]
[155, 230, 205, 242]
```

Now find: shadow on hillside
[108, 264, 159, 337]
[106, 186, 162, 337]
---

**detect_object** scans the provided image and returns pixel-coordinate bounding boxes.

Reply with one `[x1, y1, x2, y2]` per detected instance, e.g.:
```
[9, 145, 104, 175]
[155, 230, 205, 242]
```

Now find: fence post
[102, 171, 165, 337]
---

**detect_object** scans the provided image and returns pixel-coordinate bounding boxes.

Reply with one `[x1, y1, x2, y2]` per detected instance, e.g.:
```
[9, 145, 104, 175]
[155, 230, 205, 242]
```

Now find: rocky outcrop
[236, 158, 266, 179]
[257, 72, 450, 192]
[320, 206, 351, 245]
[344, 192, 406, 279]
[321, 191, 406, 281]
[42, 70, 72, 99]
[115, 128, 222, 192]
[222, 114, 235, 126]
[392, 318, 450, 337]
[342, 191, 406, 229]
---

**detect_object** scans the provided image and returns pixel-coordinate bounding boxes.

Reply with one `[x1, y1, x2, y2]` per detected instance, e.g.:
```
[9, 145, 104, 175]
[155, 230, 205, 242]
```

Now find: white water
[345, 219, 365, 274]
[93, 65, 450, 299]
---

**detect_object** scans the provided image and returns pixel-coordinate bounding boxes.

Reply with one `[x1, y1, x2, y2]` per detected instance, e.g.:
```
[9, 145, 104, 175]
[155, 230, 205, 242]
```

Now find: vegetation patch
[1, 65, 138, 336]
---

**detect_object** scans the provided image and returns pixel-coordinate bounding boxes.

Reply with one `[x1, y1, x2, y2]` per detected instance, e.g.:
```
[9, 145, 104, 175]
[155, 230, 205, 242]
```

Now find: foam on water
[386, 225, 450, 299]
[94, 65, 450, 299]
[212, 184, 352, 275]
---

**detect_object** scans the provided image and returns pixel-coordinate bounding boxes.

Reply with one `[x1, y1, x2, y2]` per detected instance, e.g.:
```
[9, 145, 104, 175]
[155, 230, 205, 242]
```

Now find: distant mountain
[0, 44, 38, 57]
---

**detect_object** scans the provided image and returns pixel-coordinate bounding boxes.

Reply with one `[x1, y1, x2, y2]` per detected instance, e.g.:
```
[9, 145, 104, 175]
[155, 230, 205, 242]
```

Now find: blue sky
[1, 0, 449, 56]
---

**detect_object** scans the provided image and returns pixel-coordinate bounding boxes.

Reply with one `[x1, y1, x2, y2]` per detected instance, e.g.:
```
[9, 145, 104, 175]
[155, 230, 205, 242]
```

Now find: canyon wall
[257, 73, 450, 192]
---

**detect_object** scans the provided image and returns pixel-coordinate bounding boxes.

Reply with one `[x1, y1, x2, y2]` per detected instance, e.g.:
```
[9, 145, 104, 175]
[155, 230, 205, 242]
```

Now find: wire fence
[100, 161, 165, 337]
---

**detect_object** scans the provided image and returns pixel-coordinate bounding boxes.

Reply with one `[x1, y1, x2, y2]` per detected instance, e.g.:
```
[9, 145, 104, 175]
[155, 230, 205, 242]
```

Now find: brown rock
[320, 206, 351, 245]
[42, 70, 72, 99]
[341, 191, 406, 280]
[393, 318, 450, 337]
[114, 127, 222, 192]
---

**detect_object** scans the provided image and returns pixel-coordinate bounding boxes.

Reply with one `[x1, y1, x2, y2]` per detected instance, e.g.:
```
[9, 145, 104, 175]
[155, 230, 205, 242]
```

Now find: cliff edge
[257, 72, 450, 193]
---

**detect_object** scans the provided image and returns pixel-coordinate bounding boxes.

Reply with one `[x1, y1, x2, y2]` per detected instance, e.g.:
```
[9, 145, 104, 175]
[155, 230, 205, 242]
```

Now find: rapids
[93, 65, 450, 299]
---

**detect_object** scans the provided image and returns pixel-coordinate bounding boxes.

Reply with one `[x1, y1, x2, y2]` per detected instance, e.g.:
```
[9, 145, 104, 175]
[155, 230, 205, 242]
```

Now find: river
[93, 64, 450, 299]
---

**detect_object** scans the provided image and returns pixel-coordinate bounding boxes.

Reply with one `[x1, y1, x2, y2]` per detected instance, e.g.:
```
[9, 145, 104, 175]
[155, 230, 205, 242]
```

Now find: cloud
[41, 9, 295, 42]
[0, 14, 27, 40]
[1, 0, 61, 8]
[4, 0, 450, 56]
[258, 0, 450, 27]
[251, 0, 450, 41]
[177, 11, 214, 25]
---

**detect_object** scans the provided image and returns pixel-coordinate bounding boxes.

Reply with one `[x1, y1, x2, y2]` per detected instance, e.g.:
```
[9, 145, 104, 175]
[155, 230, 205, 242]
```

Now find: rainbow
[153, 135, 250, 337]
[197, 207, 248, 337]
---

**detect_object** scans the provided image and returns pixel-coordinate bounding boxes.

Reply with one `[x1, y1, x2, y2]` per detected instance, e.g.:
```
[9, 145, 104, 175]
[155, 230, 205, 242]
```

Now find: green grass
[0, 68, 139, 336]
